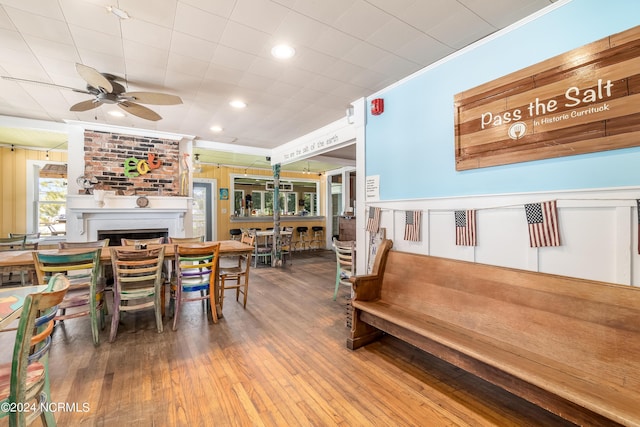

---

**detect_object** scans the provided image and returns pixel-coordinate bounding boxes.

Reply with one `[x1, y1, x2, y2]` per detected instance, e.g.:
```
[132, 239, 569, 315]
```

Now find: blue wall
[365, 0, 640, 200]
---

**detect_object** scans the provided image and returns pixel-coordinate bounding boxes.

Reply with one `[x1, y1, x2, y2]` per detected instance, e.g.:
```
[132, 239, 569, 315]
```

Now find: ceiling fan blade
[1, 75, 91, 94]
[118, 101, 162, 121]
[76, 63, 113, 93]
[122, 92, 183, 105]
[70, 99, 100, 112]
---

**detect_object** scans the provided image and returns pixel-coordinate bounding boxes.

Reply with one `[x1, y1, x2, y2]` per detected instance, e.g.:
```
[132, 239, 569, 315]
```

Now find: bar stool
[229, 228, 242, 240]
[294, 226, 309, 251]
[310, 226, 324, 250]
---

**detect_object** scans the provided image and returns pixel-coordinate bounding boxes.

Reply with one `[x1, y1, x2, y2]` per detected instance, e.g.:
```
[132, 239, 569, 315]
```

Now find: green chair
[0, 274, 70, 426]
[332, 238, 355, 301]
[32, 249, 105, 346]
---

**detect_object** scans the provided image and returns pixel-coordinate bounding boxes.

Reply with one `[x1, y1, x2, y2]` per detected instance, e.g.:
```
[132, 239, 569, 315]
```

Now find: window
[231, 175, 319, 216]
[28, 161, 67, 236]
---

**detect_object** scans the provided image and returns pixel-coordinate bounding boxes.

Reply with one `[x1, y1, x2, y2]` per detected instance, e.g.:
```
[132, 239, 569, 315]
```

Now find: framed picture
[367, 227, 386, 274]
[219, 188, 229, 200]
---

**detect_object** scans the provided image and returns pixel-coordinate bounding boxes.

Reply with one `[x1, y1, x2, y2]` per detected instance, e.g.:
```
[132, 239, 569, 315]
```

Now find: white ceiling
[0, 0, 557, 170]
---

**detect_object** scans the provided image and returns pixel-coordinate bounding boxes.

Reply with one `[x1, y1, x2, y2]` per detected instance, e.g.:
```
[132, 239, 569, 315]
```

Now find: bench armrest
[351, 274, 381, 301]
[350, 239, 393, 302]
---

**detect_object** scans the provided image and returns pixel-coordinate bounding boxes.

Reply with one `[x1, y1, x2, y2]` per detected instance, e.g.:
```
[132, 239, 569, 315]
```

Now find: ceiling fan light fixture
[210, 125, 223, 132]
[108, 110, 125, 117]
[271, 44, 295, 59]
[107, 5, 130, 20]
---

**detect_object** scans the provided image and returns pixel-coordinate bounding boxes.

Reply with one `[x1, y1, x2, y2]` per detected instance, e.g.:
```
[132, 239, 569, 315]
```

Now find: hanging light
[45, 151, 50, 160]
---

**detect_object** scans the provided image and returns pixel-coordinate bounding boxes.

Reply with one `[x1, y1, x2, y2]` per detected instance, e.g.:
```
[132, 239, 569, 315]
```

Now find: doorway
[193, 179, 217, 241]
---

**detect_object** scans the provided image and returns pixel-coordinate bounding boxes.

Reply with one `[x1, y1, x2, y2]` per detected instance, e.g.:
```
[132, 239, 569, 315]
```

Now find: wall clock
[136, 196, 149, 208]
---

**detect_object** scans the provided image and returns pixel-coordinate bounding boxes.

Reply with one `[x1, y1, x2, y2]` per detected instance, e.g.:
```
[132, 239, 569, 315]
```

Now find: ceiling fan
[1, 63, 182, 121]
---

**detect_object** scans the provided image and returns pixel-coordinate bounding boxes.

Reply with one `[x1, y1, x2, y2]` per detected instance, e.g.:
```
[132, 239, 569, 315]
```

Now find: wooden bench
[348, 239, 640, 426]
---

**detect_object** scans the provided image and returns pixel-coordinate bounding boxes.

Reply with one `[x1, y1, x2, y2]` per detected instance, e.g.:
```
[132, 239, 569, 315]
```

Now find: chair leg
[172, 287, 181, 331]
[333, 268, 340, 301]
[242, 276, 249, 308]
[155, 292, 163, 333]
[220, 278, 225, 311]
[109, 296, 120, 343]
[90, 295, 100, 346]
[208, 287, 218, 324]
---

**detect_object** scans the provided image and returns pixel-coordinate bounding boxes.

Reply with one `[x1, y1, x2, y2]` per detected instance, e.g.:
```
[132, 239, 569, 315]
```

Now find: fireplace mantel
[66, 194, 190, 242]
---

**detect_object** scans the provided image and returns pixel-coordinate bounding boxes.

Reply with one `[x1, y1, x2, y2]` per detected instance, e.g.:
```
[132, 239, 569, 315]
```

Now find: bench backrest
[381, 250, 640, 391]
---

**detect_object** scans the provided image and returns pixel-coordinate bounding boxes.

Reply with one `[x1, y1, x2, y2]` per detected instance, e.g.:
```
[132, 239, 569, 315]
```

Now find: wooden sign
[454, 25, 640, 171]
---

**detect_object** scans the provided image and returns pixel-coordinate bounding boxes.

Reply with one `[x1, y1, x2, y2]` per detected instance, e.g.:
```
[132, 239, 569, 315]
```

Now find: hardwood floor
[3, 251, 575, 426]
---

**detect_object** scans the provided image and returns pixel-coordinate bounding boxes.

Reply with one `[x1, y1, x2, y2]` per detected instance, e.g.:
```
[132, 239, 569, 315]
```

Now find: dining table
[0, 240, 254, 321]
[0, 284, 47, 331]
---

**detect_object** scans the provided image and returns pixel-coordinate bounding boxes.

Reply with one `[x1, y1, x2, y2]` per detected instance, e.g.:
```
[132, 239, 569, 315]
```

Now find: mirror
[231, 175, 319, 217]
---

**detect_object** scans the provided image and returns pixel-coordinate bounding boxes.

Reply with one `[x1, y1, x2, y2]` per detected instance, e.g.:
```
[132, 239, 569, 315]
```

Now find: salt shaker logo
[508, 122, 527, 140]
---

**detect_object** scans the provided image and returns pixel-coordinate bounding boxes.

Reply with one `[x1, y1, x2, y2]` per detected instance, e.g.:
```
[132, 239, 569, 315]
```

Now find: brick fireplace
[65, 124, 193, 243]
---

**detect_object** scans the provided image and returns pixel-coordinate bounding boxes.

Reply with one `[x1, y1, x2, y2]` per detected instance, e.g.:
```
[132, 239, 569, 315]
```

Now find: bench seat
[354, 299, 640, 426]
[348, 239, 640, 426]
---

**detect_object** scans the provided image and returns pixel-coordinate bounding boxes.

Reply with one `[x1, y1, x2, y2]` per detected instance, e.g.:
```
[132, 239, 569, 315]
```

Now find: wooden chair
[168, 236, 205, 244]
[32, 248, 105, 346]
[109, 246, 166, 341]
[219, 233, 254, 310]
[58, 239, 110, 249]
[58, 239, 111, 313]
[0, 236, 27, 287]
[332, 238, 355, 300]
[121, 236, 165, 246]
[0, 274, 69, 426]
[171, 242, 220, 330]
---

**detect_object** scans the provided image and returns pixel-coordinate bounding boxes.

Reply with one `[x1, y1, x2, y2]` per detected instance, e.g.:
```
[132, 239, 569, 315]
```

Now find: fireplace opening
[97, 228, 169, 246]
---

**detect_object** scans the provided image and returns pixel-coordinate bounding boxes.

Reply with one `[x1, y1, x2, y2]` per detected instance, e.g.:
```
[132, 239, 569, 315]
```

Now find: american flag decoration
[525, 200, 560, 247]
[366, 207, 381, 233]
[455, 210, 476, 246]
[404, 210, 421, 241]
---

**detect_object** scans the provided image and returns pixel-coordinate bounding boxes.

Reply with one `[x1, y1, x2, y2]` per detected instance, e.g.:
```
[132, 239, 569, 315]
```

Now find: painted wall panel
[365, 0, 640, 201]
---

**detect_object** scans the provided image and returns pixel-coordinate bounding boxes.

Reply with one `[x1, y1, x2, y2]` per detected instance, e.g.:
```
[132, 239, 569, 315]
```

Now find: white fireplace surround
[66, 194, 190, 242]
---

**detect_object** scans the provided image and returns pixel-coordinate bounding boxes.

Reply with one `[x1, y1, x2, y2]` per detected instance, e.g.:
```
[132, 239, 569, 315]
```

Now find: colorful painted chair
[0, 274, 69, 426]
[32, 248, 105, 346]
[109, 246, 166, 341]
[171, 242, 221, 330]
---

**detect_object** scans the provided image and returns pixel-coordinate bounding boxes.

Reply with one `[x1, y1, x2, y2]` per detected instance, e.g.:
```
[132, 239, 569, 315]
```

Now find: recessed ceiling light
[108, 110, 125, 117]
[229, 100, 247, 109]
[210, 125, 223, 132]
[271, 44, 295, 59]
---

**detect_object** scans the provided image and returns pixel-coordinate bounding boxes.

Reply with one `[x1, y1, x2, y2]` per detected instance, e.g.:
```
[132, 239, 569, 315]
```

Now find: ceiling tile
[0, 0, 64, 19]
[59, 0, 121, 36]
[174, 2, 227, 43]
[334, 0, 395, 41]
[121, 19, 173, 49]
[219, 21, 271, 56]
[119, 0, 178, 28]
[68, 25, 124, 59]
[170, 32, 217, 63]
[231, 0, 289, 34]
[4, 7, 73, 44]
[177, 0, 236, 17]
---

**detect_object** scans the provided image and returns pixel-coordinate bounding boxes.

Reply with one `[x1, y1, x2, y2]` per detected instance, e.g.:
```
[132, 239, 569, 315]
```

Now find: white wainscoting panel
[364, 187, 640, 287]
